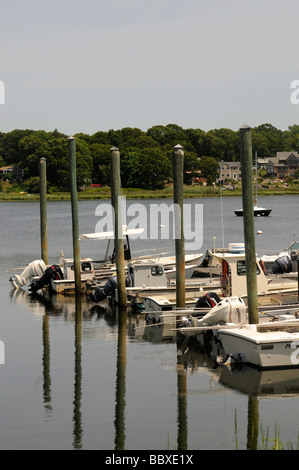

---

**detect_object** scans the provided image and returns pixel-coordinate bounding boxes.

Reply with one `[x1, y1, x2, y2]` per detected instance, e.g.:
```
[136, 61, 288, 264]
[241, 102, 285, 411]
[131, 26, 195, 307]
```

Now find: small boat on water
[234, 152, 272, 217]
[234, 206, 272, 217]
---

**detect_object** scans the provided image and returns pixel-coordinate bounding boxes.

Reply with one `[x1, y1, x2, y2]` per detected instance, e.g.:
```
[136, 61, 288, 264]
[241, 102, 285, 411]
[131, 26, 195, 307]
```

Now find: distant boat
[234, 206, 272, 217]
[234, 151, 272, 217]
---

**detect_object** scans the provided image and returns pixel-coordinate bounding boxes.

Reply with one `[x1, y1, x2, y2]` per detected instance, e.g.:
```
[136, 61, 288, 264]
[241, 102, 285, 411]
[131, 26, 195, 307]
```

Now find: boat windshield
[237, 260, 260, 276]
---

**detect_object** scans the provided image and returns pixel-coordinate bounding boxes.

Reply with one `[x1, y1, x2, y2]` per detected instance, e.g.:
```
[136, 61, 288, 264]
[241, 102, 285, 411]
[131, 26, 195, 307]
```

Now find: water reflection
[178, 336, 299, 449]
[114, 307, 127, 450]
[177, 343, 188, 450]
[42, 314, 52, 418]
[8, 289, 299, 450]
[73, 296, 83, 449]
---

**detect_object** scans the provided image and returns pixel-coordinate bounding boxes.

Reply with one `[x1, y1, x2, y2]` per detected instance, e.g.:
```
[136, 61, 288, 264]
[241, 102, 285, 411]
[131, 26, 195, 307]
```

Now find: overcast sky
[1, 0, 299, 135]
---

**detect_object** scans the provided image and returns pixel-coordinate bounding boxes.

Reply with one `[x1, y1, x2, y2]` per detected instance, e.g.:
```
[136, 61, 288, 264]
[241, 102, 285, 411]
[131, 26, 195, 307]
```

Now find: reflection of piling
[239, 125, 259, 324]
[110, 147, 127, 309]
[68, 137, 81, 295]
[39, 158, 48, 264]
[73, 295, 83, 449]
[42, 314, 51, 415]
[177, 348, 187, 449]
[114, 307, 127, 450]
[246, 395, 259, 450]
[173, 144, 185, 308]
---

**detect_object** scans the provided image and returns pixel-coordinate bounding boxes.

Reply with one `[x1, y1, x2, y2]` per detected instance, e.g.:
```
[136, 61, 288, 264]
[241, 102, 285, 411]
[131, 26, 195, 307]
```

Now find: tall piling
[110, 147, 127, 309]
[68, 136, 81, 295]
[173, 144, 185, 308]
[239, 125, 259, 324]
[39, 157, 48, 265]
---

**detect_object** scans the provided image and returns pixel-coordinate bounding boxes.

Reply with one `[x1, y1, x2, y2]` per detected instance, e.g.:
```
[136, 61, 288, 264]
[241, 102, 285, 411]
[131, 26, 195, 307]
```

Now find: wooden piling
[239, 125, 259, 324]
[173, 144, 185, 308]
[110, 147, 127, 309]
[68, 136, 81, 295]
[39, 157, 48, 264]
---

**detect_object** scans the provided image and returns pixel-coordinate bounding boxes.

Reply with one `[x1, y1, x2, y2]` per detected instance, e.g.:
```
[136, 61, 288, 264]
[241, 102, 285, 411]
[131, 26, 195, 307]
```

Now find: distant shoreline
[1, 185, 299, 201]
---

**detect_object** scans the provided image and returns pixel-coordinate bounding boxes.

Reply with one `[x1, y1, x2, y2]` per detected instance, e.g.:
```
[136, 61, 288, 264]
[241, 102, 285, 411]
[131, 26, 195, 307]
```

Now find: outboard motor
[200, 251, 211, 268]
[196, 297, 246, 327]
[9, 259, 46, 288]
[269, 255, 292, 274]
[87, 275, 133, 303]
[195, 292, 221, 309]
[29, 265, 64, 293]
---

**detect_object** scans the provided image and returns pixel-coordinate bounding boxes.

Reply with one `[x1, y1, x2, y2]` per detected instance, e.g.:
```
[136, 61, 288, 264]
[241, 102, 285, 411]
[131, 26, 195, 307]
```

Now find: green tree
[184, 128, 206, 157]
[252, 123, 284, 158]
[183, 151, 201, 184]
[0, 129, 32, 165]
[147, 124, 188, 147]
[203, 129, 239, 161]
[120, 151, 140, 187]
[283, 124, 299, 152]
[90, 143, 111, 185]
[137, 148, 171, 189]
[199, 155, 219, 184]
[18, 131, 92, 190]
[21, 176, 40, 193]
[90, 130, 109, 145]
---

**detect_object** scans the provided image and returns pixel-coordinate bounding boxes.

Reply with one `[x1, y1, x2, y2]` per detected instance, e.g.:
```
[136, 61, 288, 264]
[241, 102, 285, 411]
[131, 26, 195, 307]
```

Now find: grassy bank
[1, 183, 299, 201]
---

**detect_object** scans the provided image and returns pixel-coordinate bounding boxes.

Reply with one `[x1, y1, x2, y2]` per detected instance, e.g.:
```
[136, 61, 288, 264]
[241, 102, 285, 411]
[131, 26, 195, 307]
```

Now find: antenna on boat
[219, 161, 225, 248]
[254, 150, 258, 204]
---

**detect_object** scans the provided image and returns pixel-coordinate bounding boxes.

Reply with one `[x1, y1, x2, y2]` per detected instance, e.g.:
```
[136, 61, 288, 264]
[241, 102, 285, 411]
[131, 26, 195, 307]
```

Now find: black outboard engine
[29, 265, 64, 293]
[200, 251, 211, 268]
[269, 255, 292, 275]
[87, 275, 133, 303]
[195, 291, 221, 309]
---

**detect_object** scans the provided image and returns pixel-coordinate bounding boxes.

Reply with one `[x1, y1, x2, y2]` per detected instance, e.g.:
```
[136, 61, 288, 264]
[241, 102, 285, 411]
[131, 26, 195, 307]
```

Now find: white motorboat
[8, 226, 203, 295]
[138, 242, 299, 312]
[79, 226, 203, 274]
[217, 319, 299, 369]
[175, 294, 299, 370]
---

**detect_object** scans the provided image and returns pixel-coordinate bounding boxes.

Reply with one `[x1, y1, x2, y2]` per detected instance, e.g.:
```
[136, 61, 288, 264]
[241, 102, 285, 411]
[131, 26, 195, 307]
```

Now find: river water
[1, 195, 299, 450]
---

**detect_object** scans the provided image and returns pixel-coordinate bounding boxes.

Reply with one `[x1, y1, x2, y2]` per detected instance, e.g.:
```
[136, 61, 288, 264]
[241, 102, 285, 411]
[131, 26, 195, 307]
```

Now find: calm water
[1, 195, 299, 450]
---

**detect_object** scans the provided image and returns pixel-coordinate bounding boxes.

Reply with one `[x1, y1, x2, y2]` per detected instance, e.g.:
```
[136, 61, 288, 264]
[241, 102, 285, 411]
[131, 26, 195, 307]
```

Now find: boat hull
[234, 208, 272, 217]
[218, 323, 299, 369]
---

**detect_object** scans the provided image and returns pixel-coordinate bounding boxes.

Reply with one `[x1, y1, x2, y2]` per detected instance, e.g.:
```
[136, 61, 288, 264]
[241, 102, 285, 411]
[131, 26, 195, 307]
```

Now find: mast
[254, 150, 258, 205]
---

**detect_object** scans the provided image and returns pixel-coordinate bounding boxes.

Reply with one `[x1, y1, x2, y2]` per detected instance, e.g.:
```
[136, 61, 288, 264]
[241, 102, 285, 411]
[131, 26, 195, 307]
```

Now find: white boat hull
[218, 321, 299, 369]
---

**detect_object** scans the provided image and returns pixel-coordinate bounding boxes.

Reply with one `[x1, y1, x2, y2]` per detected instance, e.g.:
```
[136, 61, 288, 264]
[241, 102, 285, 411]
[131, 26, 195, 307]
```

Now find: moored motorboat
[217, 319, 299, 369]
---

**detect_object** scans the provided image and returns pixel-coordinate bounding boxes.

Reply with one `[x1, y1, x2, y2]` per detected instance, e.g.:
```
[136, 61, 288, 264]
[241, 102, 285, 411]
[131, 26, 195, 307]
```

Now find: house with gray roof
[219, 161, 242, 183]
[266, 152, 299, 178]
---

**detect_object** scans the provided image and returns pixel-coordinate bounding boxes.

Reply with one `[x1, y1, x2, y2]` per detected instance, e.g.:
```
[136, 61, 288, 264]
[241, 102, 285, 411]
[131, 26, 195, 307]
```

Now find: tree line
[1, 123, 299, 192]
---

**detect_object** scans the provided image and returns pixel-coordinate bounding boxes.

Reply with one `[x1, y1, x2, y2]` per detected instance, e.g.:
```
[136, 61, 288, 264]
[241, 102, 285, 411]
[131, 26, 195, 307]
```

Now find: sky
[1, 0, 299, 136]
